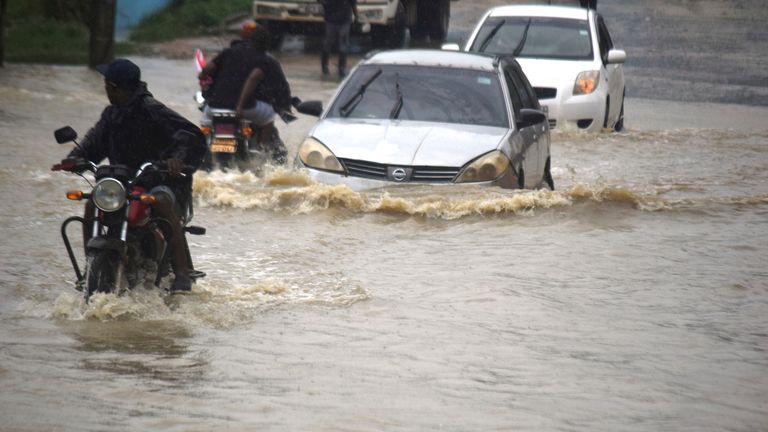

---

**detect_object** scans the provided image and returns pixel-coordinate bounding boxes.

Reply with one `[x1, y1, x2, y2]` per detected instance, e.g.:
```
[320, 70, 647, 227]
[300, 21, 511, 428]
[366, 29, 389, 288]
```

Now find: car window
[504, 65, 538, 110]
[596, 15, 614, 63]
[470, 16, 592, 60]
[328, 65, 509, 128]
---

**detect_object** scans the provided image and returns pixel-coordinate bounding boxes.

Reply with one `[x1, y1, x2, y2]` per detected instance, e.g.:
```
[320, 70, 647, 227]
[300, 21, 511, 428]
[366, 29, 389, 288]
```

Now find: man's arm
[351, 0, 358, 22]
[235, 67, 265, 119]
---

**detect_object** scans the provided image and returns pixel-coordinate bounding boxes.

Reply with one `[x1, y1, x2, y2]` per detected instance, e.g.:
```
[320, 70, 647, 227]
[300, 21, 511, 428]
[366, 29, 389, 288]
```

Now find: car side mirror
[516, 108, 547, 129]
[296, 100, 323, 117]
[607, 49, 626, 64]
[54, 126, 78, 144]
[441, 43, 461, 51]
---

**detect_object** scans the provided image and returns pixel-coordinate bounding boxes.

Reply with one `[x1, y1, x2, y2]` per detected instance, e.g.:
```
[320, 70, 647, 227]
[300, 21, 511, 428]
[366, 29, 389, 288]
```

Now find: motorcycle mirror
[296, 100, 323, 117]
[54, 126, 78, 144]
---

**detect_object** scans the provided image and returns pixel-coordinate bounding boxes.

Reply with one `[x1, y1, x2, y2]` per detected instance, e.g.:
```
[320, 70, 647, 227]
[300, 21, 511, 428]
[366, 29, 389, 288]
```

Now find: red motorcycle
[54, 126, 206, 299]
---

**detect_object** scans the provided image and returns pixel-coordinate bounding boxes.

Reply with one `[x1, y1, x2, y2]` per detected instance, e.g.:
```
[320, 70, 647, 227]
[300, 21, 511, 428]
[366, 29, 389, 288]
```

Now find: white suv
[463, 2, 626, 132]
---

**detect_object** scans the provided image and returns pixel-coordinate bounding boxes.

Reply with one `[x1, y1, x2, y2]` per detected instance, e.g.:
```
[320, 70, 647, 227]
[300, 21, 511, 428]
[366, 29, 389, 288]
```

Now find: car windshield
[471, 16, 593, 60]
[328, 64, 509, 128]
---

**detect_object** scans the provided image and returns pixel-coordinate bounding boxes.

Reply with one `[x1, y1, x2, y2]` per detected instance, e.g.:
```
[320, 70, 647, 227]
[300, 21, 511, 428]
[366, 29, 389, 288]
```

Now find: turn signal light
[139, 194, 157, 204]
[241, 126, 253, 137]
[200, 126, 211, 136]
[66, 190, 83, 200]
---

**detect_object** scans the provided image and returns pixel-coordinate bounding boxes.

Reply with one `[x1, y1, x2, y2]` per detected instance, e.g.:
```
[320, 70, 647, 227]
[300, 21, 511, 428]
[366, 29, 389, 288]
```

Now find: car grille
[339, 158, 460, 183]
[534, 87, 557, 100]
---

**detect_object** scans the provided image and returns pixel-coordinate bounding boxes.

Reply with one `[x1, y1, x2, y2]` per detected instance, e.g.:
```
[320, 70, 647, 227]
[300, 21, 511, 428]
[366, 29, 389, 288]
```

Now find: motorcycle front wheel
[85, 250, 120, 299]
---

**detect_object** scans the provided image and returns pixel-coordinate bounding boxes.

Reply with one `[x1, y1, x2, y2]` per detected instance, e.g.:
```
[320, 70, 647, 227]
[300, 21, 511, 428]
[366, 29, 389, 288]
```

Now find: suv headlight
[573, 70, 600, 95]
[92, 178, 126, 212]
[298, 138, 344, 173]
[455, 151, 510, 183]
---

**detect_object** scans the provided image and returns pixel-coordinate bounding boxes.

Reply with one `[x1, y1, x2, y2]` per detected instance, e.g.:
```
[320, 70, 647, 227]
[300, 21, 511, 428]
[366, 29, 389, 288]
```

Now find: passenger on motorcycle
[51, 59, 207, 292]
[198, 24, 292, 151]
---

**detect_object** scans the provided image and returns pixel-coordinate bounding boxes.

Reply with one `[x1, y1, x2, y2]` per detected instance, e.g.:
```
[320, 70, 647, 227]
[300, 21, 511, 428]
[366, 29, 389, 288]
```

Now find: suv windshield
[471, 17, 593, 60]
[328, 64, 509, 128]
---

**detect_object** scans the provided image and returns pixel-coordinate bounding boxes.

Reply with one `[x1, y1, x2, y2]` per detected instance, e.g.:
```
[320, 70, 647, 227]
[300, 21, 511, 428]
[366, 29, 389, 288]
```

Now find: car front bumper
[540, 87, 607, 133]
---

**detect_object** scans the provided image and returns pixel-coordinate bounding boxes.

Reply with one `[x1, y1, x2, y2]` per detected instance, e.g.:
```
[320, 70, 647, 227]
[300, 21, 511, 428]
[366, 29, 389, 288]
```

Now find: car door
[504, 64, 547, 187]
[596, 14, 623, 123]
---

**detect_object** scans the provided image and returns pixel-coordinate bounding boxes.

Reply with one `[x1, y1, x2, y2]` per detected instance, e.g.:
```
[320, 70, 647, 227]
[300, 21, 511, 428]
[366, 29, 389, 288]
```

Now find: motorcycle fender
[86, 237, 126, 255]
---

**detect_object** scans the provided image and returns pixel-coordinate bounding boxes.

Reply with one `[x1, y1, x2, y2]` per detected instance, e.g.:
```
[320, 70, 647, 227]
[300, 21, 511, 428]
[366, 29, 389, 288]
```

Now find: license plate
[300, 4, 322, 15]
[211, 139, 237, 153]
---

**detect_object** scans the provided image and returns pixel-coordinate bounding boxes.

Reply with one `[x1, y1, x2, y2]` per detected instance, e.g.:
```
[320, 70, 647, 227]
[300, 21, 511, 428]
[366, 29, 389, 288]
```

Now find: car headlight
[298, 138, 344, 173]
[455, 151, 510, 183]
[92, 178, 126, 212]
[573, 70, 600, 95]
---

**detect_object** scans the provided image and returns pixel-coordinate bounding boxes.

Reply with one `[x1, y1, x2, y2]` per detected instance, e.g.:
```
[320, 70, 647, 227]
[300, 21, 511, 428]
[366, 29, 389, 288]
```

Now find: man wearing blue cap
[52, 58, 207, 292]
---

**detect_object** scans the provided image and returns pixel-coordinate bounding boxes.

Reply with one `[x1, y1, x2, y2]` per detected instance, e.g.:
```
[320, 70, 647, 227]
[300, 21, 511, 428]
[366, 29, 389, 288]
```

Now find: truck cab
[253, 0, 453, 49]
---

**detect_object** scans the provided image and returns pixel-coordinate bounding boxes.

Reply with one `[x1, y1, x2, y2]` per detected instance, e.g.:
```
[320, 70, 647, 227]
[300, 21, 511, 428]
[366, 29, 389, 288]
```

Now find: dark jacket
[70, 83, 207, 173]
[320, 0, 357, 25]
[207, 43, 292, 113]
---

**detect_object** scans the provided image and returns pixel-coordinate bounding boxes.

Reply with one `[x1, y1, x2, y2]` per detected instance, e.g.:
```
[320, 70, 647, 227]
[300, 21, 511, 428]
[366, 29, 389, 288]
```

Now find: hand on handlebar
[165, 158, 185, 177]
[52, 158, 86, 172]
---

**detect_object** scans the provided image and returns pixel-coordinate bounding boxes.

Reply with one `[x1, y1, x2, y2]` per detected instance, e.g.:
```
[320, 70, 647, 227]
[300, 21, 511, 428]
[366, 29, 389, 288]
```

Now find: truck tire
[262, 21, 285, 50]
[428, 0, 450, 41]
[371, 1, 407, 48]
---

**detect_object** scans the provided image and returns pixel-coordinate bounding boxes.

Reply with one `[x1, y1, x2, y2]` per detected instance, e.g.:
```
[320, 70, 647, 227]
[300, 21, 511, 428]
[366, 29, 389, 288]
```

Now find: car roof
[486, 5, 589, 21]
[363, 49, 498, 72]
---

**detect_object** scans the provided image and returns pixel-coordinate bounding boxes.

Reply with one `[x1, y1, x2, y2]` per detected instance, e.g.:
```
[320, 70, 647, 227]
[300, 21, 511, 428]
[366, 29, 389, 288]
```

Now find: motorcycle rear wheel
[85, 250, 120, 299]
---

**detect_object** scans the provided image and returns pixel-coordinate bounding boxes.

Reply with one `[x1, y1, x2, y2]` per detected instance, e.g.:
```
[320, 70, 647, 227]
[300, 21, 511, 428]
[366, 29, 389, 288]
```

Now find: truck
[253, 0, 453, 49]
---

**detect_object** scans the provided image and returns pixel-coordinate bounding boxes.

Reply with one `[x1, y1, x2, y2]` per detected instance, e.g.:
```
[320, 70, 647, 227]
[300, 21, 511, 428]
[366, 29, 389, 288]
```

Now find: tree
[89, 0, 116, 68]
[0, 0, 7, 67]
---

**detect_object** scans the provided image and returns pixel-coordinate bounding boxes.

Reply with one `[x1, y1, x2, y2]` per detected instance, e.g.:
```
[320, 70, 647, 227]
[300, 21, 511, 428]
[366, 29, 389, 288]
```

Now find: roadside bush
[130, 0, 252, 42]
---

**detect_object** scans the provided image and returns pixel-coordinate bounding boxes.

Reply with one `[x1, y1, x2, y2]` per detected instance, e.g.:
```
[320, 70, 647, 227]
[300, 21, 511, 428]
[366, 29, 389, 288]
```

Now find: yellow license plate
[211, 139, 237, 153]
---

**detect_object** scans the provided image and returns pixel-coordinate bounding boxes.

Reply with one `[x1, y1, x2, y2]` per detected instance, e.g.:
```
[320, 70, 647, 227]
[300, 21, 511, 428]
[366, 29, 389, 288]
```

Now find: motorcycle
[53, 126, 206, 299]
[196, 97, 289, 172]
[194, 48, 289, 171]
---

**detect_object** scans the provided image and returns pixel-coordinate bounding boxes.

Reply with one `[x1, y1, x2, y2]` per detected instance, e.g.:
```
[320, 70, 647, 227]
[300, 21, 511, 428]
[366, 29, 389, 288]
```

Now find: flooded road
[2, 1, 768, 431]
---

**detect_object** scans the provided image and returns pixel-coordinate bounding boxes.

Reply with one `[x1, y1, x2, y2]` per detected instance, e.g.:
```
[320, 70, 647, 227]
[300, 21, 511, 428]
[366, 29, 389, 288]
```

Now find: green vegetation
[6, 18, 89, 63]
[130, 0, 252, 42]
[3, 0, 250, 64]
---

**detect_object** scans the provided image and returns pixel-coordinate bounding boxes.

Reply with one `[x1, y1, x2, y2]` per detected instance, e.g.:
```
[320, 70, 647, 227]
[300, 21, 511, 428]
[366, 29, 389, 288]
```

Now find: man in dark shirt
[319, 0, 358, 78]
[52, 59, 207, 292]
[199, 25, 292, 150]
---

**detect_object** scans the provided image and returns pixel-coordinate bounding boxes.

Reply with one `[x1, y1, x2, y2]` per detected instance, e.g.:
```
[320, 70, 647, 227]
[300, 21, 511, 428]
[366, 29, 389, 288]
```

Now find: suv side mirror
[441, 43, 460, 51]
[54, 126, 78, 144]
[296, 100, 323, 117]
[515, 108, 547, 129]
[607, 49, 626, 64]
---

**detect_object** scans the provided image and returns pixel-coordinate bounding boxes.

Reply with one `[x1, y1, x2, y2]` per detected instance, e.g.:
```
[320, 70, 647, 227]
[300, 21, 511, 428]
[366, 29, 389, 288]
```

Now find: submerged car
[463, 0, 626, 132]
[295, 49, 553, 191]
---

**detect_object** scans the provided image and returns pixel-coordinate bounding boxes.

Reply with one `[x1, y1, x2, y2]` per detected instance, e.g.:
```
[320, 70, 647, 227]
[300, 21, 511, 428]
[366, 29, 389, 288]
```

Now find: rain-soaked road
[1, 1, 767, 431]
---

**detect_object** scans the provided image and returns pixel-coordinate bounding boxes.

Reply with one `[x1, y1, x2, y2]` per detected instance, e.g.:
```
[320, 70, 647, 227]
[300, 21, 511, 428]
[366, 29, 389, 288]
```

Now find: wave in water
[192, 169, 768, 218]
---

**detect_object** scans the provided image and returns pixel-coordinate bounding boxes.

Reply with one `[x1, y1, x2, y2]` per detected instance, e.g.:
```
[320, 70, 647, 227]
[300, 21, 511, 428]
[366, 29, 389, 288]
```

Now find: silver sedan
[295, 49, 553, 190]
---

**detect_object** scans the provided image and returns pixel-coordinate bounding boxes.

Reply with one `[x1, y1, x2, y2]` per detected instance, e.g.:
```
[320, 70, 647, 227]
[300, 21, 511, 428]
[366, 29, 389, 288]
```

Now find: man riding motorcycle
[52, 58, 207, 293]
[198, 24, 292, 151]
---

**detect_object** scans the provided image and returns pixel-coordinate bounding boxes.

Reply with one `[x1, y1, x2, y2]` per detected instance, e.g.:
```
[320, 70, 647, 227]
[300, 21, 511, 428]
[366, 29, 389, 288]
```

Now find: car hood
[516, 57, 598, 88]
[312, 119, 508, 167]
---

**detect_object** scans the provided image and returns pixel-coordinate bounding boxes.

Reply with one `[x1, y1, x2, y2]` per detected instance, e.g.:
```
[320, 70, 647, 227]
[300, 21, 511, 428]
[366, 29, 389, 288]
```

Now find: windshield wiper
[389, 73, 403, 119]
[512, 19, 532, 57]
[339, 69, 383, 118]
[477, 19, 505, 53]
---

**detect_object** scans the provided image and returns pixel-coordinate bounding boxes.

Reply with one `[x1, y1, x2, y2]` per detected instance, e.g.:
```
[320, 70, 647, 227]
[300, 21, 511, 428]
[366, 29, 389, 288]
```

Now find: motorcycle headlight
[455, 151, 510, 183]
[573, 70, 600, 95]
[92, 178, 126, 212]
[298, 138, 344, 173]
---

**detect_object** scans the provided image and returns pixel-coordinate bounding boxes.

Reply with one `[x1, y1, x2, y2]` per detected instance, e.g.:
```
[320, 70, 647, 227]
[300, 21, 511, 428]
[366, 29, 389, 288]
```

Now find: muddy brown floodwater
[1, 1, 767, 431]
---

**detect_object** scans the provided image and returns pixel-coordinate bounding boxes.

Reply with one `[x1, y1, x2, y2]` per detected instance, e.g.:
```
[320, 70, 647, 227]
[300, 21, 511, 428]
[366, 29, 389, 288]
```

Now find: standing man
[319, 0, 358, 79]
